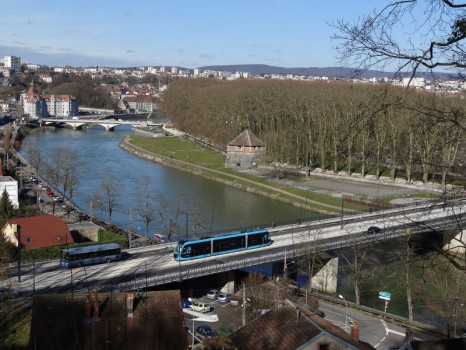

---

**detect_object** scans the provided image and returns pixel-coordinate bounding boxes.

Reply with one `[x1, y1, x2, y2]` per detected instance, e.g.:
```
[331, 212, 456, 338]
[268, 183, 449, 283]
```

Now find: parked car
[181, 298, 192, 308]
[217, 293, 231, 302]
[153, 234, 167, 244]
[206, 289, 219, 300]
[30, 176, 38, 183]
[195, 325, 217, 340]
[367, 226, 382, 234]
[190, 302, 211, 313]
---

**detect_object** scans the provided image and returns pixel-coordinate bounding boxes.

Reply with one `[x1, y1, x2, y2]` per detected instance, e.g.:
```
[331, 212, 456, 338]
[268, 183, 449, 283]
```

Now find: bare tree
[25, 139, 42, 177]
[338, 234, 374, 306]
[426, 259, 466, 337]
[332, 1, 466, 79]
[395, 233, 425, 321]
[60, 148, 79, 202]
[134, 177, 157, 239]
[43, 148, 62, 188]
[99, 175, 121, 224]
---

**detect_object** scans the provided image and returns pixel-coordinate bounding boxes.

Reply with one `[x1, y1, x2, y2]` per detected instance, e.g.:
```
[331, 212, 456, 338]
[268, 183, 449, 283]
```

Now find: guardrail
[112, 210, 466, 292]
[310, 291, 449, 337]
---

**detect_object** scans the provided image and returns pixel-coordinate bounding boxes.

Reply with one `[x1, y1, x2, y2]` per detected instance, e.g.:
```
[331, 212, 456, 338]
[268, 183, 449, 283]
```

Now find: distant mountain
[198, 64, 454, 80]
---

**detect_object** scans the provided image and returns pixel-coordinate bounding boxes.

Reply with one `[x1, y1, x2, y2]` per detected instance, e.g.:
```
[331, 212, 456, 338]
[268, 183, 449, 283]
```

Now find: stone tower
[225, 129, 266, 169]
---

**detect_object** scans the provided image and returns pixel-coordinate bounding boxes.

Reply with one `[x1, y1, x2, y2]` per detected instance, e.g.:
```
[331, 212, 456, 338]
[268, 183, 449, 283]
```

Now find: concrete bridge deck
[40, 117, 162, 131]
[13, 198, 465, 295]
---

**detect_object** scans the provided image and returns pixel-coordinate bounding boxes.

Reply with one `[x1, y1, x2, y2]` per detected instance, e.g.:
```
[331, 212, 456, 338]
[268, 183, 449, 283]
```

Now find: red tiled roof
[8, 215, 73, 249]
[230, 301, 375, 350]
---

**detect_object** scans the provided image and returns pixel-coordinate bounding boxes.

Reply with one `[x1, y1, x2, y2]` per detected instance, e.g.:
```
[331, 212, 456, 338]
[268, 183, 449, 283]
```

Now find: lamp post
[89, 200, 93, 222]
[210, 199, 216, 233]
[340, 194, 344, 229]
[339, 294, 348, 332]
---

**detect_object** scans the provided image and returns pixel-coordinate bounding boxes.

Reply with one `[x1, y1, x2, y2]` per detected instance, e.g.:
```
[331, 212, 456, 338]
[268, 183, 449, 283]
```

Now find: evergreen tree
[0, 189, 14, 228]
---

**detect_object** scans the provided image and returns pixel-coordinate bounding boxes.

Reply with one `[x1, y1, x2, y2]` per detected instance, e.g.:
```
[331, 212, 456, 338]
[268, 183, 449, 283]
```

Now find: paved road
[318, 301, 442, 349]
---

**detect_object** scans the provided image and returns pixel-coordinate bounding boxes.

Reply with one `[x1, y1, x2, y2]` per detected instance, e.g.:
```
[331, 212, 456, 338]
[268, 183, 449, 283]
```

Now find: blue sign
[379, 291, 391, 300]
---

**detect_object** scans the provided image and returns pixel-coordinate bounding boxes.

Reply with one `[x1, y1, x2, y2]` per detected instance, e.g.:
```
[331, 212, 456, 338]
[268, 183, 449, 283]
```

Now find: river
[19, 123, 314, 240]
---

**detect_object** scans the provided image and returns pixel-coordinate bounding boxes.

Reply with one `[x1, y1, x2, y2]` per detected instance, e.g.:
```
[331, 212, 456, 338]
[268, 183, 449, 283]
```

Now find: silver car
[217, 293, 231, 302]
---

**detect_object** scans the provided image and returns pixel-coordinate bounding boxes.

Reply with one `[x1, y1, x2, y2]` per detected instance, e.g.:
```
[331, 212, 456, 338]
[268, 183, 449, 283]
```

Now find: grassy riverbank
[126, 134, 371, 214]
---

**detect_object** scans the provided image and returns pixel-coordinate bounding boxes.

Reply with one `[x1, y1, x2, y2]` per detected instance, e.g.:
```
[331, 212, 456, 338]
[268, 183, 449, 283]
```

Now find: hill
[198, 64, 453, 79]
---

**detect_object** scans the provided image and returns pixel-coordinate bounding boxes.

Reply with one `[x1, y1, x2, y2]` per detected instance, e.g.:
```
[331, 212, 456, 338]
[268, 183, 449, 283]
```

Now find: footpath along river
[19, 124, 316, 240]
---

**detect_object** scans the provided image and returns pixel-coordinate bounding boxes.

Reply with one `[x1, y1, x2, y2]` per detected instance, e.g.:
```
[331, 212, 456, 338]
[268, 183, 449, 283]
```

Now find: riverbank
[120, 132, 441, 214]
[119, 135, 350, 214]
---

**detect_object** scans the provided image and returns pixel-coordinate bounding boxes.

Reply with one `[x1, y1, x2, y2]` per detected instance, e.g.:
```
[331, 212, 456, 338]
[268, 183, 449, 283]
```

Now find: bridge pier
[443, 229, 465, 254]
[220, 271, 236, 294]
[104, 125, 116, 132]
[310, 257, 338, 294]
[272, 256, 338, 294]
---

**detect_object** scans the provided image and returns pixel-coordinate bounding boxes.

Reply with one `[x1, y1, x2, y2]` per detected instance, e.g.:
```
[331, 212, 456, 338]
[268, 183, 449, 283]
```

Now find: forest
[161, 78, 466, 187]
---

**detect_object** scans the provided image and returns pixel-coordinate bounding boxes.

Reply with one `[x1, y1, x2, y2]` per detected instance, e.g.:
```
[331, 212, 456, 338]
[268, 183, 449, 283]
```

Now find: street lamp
[339, 294, 348, 332]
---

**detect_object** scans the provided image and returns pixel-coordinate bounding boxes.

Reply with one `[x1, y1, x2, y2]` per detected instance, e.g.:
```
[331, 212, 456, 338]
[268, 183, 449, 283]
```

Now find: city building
[1, 55, 21, 71]
[21, 83, 79, 118]
[119, 95, 158, 113]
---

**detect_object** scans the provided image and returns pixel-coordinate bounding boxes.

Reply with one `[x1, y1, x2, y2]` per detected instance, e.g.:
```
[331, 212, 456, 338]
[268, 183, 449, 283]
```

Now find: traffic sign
[379, 291, 391, 300]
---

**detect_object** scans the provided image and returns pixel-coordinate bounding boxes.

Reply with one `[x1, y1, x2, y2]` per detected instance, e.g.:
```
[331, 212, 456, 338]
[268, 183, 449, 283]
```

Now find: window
[26, 237, 31, 243]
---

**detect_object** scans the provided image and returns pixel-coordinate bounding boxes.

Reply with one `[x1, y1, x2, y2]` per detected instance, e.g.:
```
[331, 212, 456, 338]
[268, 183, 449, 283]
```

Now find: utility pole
[17, 226, 21, 282]
[128, 209, 132, 249]
[242, 283, 246, 326]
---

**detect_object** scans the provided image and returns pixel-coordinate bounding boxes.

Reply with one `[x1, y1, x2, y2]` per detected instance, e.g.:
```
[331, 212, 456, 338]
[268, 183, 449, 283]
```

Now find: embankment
[119, 135, 340, 214]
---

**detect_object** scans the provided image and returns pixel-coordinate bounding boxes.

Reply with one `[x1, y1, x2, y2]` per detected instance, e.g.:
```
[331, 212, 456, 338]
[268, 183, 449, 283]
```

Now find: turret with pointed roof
[225, 129, 266, 169]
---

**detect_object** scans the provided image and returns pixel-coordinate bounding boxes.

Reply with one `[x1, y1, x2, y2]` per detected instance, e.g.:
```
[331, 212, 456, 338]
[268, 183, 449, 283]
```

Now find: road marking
[383, 319, 423, 341]
[374, 335, 385, 348]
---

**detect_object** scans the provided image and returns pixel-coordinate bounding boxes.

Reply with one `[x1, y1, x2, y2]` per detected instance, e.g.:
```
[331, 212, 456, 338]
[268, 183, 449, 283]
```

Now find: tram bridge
[18, 198, 466, 295]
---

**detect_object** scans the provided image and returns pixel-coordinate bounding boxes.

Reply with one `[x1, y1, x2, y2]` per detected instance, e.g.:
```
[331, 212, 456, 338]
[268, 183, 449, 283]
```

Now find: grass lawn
[130, 135, 226, 169]
[127, 135, 372, 213]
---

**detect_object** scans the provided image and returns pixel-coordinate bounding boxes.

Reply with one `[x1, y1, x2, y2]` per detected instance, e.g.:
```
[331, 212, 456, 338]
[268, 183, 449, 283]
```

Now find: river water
[19, 123, 312, 240]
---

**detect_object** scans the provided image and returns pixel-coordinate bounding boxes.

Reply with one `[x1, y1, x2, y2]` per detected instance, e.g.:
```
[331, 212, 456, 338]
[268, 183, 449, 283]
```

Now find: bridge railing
[114, 210, 466, 291]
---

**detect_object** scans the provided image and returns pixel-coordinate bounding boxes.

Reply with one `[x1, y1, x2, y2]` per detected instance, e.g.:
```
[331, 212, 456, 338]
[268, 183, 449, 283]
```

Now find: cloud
[198, 53, 215, 60]
[0, 45, 147, 67]
[177, 49, 184, 54]
[126, 49, 135, 54]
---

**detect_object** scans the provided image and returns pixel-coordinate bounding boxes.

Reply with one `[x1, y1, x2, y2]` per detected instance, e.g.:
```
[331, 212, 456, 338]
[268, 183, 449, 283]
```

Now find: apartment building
[21, 84, 79, 118]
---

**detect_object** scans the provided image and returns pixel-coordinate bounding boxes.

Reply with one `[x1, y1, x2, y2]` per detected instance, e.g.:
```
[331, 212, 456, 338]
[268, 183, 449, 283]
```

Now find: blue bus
[60, 243, 122, 268]
[173, 229, 271, 261]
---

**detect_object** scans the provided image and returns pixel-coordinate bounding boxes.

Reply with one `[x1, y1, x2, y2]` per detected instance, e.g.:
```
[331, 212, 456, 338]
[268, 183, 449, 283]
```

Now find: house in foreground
[2, 215, 74, 248]
[230, 300, 375, 350]
[29, 290, 188, 350]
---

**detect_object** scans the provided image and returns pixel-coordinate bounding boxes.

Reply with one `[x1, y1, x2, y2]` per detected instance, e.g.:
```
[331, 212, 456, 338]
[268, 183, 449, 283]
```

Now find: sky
[0, 0, 379, 69]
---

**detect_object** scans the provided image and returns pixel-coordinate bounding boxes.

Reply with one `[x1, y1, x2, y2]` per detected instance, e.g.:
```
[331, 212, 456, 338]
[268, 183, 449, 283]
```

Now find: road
[9, 198, 465, 295]
[318, 300, 443, 349]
